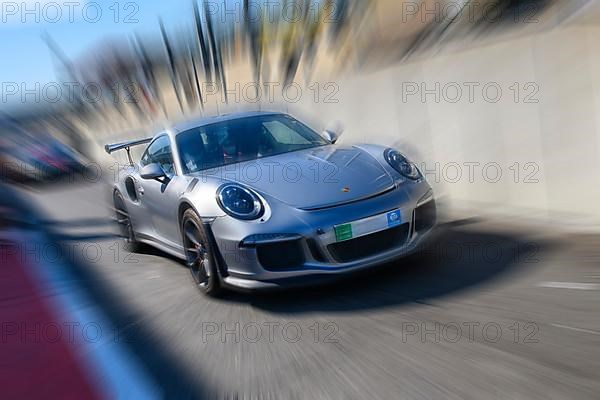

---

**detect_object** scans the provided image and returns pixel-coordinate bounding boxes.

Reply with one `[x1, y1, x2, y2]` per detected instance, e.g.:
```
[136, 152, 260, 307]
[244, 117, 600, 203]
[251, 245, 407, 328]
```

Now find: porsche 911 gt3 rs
[106, 112, 436, 295]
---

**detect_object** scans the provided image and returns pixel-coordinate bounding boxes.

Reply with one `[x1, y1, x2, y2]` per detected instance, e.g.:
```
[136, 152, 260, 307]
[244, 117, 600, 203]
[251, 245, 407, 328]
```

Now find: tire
[113, 191, 140, 253]
[181, 209, 221, 296]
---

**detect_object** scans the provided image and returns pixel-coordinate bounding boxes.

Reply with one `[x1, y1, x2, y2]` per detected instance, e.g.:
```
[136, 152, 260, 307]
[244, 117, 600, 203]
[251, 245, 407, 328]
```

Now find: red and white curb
[0, 229, 161, 399]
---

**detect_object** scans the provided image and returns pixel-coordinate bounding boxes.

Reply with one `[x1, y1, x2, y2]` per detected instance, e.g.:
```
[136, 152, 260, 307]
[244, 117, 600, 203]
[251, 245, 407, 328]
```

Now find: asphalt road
[22, 180, 600, 399]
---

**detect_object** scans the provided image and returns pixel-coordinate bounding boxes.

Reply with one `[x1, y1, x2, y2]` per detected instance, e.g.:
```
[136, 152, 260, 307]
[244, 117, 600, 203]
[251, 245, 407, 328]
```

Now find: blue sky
[0, 1, 213, 89]
[0, 0, 326, 109]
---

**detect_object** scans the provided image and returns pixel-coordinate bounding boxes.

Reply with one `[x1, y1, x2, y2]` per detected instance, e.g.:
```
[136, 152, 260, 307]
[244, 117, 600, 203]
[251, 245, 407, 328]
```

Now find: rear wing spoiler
[104, 138, 152, 165]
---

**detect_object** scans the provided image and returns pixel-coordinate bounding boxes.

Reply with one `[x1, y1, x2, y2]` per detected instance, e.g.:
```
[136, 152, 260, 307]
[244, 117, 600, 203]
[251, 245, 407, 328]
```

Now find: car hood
[201, 145, 395, 209]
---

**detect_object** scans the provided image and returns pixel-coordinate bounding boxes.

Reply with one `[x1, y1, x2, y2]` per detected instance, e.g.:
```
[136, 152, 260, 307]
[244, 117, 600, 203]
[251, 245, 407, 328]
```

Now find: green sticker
[334, 223, 353, 242]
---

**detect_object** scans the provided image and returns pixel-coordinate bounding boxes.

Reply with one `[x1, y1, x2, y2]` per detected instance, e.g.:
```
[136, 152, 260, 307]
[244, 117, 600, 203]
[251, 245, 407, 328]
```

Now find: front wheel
[181, 209, 221, 296]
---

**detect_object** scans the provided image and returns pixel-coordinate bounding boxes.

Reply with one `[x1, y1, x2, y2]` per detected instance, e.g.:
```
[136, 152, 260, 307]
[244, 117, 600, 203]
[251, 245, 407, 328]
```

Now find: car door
[137, 135, 183, 248]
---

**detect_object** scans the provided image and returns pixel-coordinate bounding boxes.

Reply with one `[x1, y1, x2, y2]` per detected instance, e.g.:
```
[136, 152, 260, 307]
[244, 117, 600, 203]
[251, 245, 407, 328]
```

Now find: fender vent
[125, 177, 138, 202]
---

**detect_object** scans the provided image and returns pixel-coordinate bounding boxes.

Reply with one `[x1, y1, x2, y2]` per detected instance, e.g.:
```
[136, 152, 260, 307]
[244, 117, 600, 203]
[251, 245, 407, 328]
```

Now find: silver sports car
[106, 112, 436, 295]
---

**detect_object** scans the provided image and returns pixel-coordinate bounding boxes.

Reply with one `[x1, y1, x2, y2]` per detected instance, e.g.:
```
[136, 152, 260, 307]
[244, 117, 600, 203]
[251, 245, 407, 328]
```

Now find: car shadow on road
[225, 224, 549, 314]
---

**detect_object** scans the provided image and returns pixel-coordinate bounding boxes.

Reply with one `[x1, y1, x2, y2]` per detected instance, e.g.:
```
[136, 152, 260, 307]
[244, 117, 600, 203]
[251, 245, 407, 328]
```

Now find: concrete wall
[294, 24, 600, 220]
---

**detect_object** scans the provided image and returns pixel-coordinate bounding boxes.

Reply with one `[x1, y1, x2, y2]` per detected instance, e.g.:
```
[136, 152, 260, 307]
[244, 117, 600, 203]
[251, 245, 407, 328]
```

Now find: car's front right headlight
[384, 148, 422, 180]
[216, 184, 264, 220]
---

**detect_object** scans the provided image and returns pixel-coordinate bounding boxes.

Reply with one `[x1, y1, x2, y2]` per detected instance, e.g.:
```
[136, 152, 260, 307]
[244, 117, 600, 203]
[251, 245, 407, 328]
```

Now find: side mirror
[140, 163, 167, 181]
[322, 129, 342, 144]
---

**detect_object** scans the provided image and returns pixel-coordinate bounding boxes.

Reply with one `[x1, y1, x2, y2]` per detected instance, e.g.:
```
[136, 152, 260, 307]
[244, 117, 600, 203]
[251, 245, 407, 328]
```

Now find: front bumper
[211, 183, 436, 291]
[221, 228, 436, 290]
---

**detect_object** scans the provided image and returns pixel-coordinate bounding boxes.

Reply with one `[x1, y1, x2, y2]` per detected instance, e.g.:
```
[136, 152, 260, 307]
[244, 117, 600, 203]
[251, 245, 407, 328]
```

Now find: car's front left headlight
[384, 148, 422, 180]
[216, 184, 264, 220]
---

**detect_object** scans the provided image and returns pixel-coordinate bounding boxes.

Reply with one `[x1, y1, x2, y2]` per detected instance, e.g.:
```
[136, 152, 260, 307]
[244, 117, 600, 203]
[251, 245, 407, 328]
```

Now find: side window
[140, 147, 152, 166]
[140, 136, 175, 175]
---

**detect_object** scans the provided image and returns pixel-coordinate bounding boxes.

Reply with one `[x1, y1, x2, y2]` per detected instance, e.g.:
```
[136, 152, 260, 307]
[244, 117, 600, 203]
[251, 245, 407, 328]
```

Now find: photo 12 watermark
[0, 239, 140, 266]
[202, 0, 344, 24]
[0, 1, 140, 24]
[200, 321, 340, 344]
[401, 321, 540, 344]
[401, 1, 542, 24]
[419, 161, 541, 184]
[400, 82, 540, 104]
[422, 240, 541, 265]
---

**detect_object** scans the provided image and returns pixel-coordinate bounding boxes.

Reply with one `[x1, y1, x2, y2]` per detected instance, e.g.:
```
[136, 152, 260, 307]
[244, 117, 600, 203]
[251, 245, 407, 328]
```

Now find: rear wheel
[181, 209, 221, 296]
[113, 191, 140, 252]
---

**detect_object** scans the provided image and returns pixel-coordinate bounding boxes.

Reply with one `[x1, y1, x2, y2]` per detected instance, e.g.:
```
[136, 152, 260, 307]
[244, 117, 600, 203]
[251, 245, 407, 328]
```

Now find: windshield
[176, 114, 329, 174]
